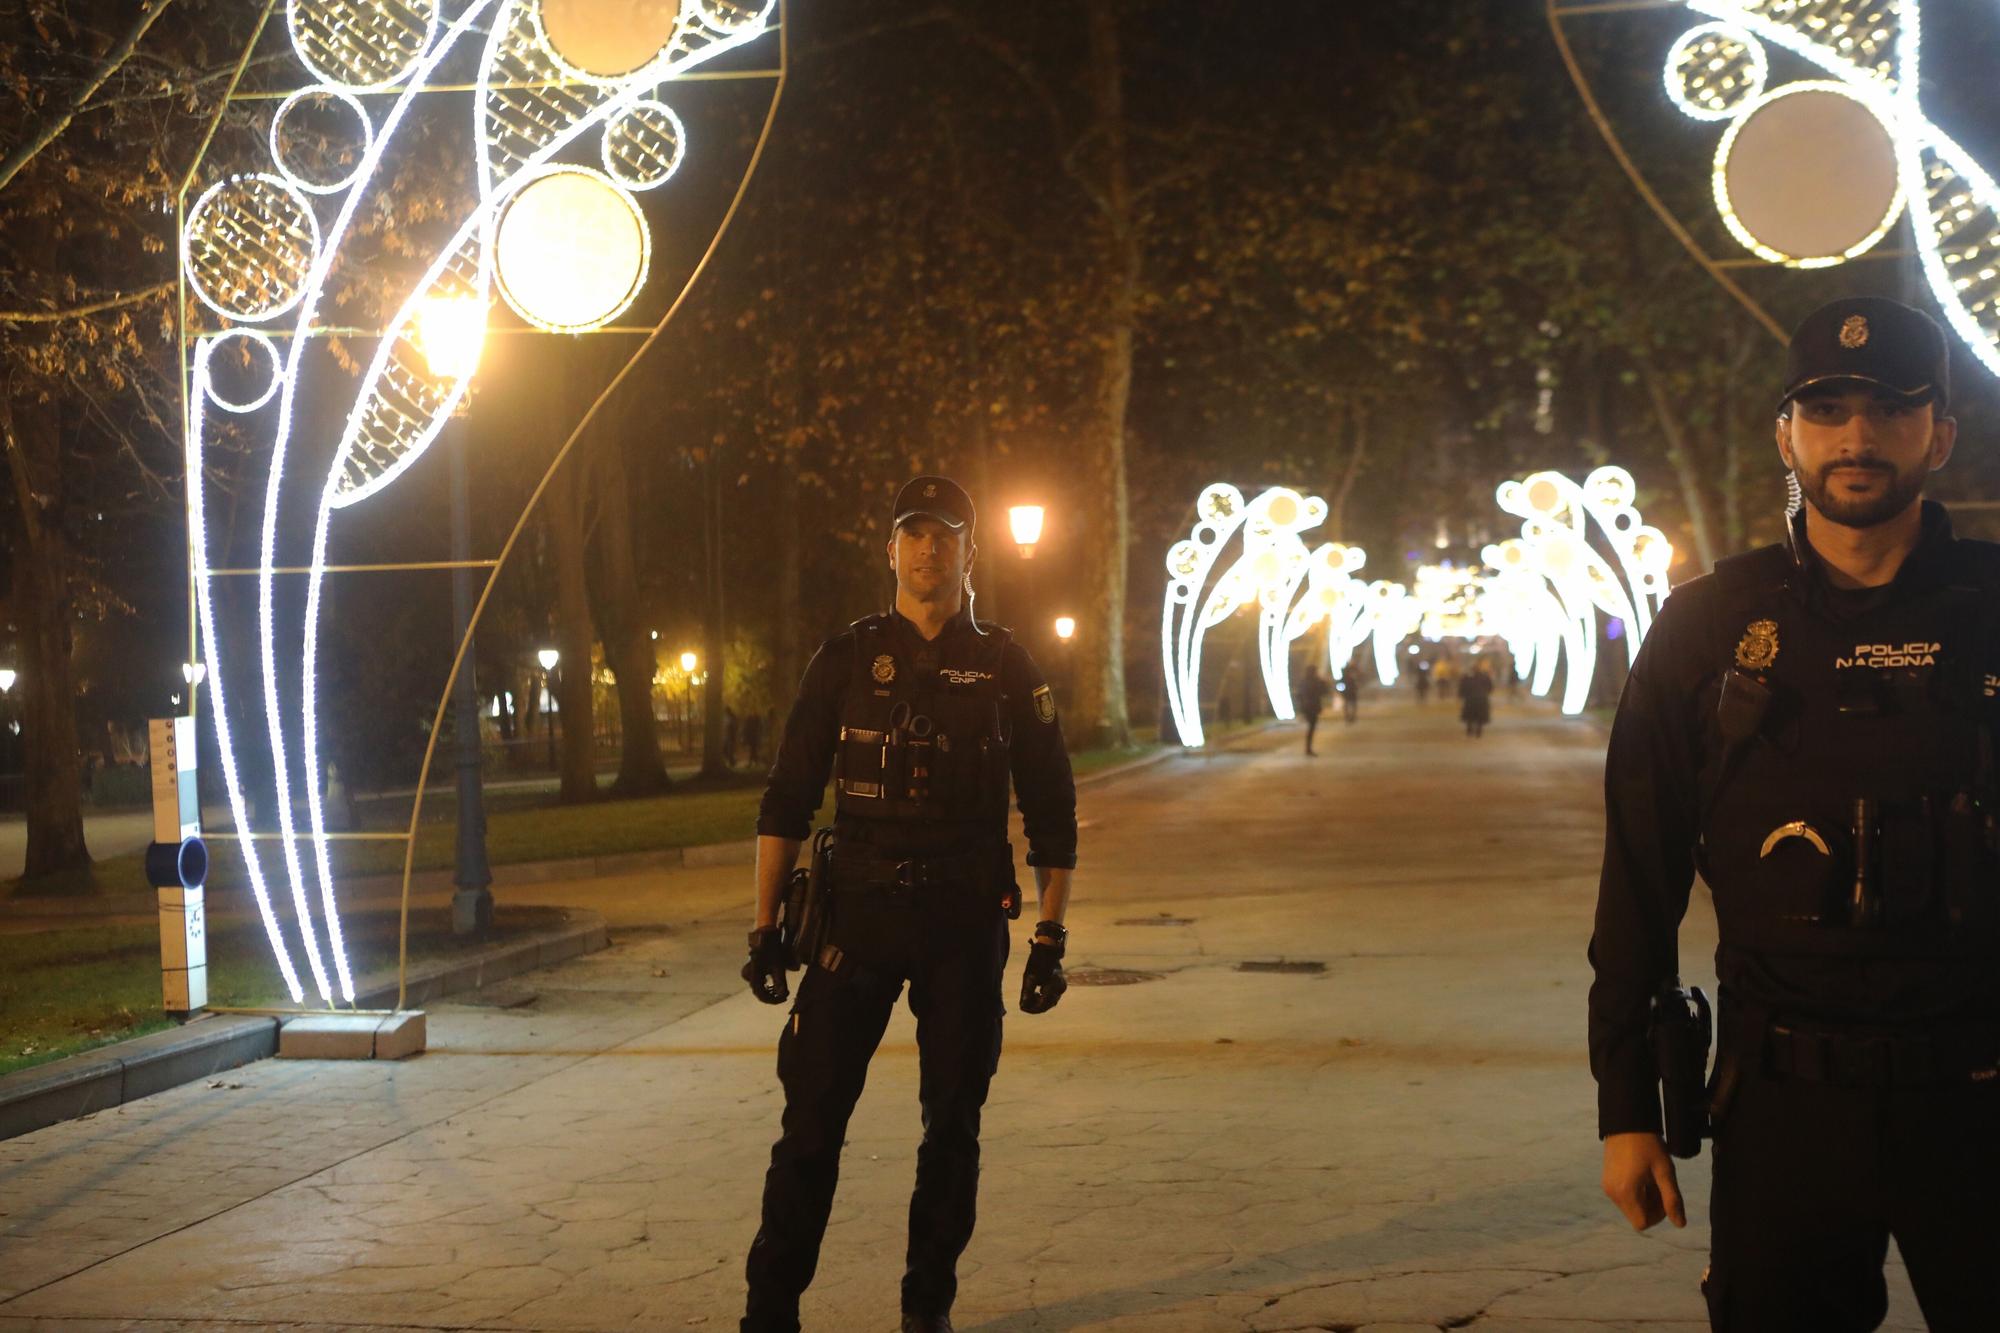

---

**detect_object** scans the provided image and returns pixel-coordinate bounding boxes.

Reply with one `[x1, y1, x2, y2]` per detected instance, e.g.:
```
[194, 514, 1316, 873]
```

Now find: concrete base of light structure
[451, 886, 494, 935]
[278, 1011, 427, 1061]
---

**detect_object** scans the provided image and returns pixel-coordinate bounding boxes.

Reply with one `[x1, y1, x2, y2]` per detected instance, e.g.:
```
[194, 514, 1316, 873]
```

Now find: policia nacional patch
[1032, 684, 1057, 724]
[1735, 619, 1779, 672]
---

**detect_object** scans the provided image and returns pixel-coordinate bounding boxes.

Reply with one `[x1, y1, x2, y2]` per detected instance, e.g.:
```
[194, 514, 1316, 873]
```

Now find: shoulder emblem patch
[1032, 684, 1057, 724]
[872, 654, 896, 684]
[1735, 619, 1779, 672]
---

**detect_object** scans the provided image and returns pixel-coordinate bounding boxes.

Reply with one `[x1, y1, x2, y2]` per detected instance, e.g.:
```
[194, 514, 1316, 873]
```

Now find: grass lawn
[0, 905, 573, 1077]
[0, 727, 1250, 907]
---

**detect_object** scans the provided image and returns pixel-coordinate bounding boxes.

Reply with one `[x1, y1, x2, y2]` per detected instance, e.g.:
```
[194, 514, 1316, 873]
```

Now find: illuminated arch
[181, 0, 784, 1006]
[1160, 485, 1326, 747]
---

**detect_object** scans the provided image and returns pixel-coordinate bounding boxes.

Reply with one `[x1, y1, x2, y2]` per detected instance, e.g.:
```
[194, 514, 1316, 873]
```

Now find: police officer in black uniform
[739, 475, 1078, 1333]
[1589, 297, 2000, 1330]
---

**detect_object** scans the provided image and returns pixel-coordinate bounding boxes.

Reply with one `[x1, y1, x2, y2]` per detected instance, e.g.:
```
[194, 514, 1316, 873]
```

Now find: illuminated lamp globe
[0, 669, 15, 693]
[535, 0, 681, 80]
[538, 649, 560, 672]
[495, 169, 650, 332]
[415, 294, 487, 381]
[1054, 616, 1076, 642]
[680, 650, 698, 673]
[1008, 505, 1045, 557]
[1265, 491, 1299, 526]
[1714, 81, 1902, 269]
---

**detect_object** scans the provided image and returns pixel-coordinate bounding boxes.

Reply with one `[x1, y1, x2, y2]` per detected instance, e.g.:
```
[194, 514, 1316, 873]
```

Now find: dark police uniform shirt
[1588, 503, 2000, 1137]
[756, 604, 1079, 868]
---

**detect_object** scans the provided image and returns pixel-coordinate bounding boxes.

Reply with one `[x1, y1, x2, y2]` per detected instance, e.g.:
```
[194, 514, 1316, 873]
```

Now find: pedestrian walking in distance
[1337, 660, 1362, 724]
[1297, 663, 1330, 756]
[739, 475, 1078, 1333]
[1589, 297, 2000, 1330]
[1413, 659, 1432, 705]
[1457, 661, 1493, 739]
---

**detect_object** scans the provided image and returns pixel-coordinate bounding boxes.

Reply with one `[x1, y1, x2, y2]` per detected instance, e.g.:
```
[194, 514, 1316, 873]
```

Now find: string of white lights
[292, 0, 776, 1003]
[1675, 1, 1999, 376]
[187, 339, 306, 1004]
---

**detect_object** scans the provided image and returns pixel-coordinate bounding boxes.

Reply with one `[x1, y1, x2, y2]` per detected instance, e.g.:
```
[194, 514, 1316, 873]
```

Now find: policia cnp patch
[1032, 684, 1057, 724]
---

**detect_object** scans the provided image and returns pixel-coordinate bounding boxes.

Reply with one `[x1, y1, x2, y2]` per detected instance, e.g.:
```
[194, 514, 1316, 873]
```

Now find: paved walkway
[0, 696, 1925, 1330]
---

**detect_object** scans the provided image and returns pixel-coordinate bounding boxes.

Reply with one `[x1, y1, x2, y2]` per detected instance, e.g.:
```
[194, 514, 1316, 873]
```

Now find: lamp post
[538, 648, 560, 773]
[1008, 504, 1046, 651]
[1053, 617, 1076, 724]
[679, 650, 697, 752]
[418, 296, 493, 933]
[0, 669, 15, 775]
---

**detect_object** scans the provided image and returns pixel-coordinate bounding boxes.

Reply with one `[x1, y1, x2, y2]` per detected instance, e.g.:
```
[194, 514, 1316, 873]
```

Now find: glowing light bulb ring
[181, 173, 323, 324]
[1663, 20, 1768, 121]
[269, 85, 377, 195]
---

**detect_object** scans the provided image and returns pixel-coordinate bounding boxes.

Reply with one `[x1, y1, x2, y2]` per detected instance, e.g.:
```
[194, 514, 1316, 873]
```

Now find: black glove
[742, 927, 789, 1005]
[1019, 922, 1067, 1015]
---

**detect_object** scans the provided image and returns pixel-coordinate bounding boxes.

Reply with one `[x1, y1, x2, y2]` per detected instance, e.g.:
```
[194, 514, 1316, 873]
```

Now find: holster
[1650, 982, 1713, 1159]
[779, 827, 836, 971]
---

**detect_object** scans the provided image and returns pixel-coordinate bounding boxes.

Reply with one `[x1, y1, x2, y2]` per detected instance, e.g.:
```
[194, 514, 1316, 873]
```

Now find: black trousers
[743, 886, 1010, 1331]
[1705, 1067, 2000, 1331]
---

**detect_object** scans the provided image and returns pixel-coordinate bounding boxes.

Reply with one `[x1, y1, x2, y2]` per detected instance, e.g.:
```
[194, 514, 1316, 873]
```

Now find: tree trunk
[545, 460, 597, 803]
[699, 452, 728, 779]
[592, 437, 670, 796]
[0, 393, 90, 877]
[1075, 0, 1135, 749]
[1640, 364, 1718, 572]
[774, 459, 803, 698]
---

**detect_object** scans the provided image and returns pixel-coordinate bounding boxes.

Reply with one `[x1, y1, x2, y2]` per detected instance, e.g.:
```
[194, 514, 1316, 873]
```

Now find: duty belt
[827, 843, 1009, 894]
[1757, 1018, 2000, 1087]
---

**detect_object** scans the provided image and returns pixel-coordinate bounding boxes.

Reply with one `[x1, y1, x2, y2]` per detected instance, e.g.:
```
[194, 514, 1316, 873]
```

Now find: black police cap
[1779, 296, 1949, 414]
[892, 475, 975, 534]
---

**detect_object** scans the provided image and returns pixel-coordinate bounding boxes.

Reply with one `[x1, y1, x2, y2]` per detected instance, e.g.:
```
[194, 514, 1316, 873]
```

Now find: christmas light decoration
[180, 0, 780, 1006]
[1662, 1, 2000, 376]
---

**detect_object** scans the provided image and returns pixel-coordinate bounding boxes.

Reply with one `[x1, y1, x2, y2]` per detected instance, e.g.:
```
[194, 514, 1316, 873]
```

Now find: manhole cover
[1064, 967, 1163, 986]
[1235, 960, 1326, 975]
[1114, 916, 1194, 927]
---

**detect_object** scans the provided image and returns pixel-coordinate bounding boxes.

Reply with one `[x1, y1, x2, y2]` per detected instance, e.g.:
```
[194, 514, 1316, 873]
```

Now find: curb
[0, 910, 608, 1143]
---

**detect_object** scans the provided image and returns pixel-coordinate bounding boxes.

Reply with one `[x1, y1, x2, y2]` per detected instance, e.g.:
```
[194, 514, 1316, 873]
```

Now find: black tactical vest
[832, 614, 1014, 825]
[1698, 543, 2000, 958]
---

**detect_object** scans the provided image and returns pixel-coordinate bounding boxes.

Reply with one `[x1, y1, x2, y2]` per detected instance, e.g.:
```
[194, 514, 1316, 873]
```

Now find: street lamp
[679, 651, 698, 752]
[1008, 504, 1045, 559]
[538, 648, 560, 773]
[1054, 616, 1076, 642]
[0, 669, 16, 694]
[181, 661, 206, 688]
[415, 294, 487, 381]
[417, 295, 495, 932]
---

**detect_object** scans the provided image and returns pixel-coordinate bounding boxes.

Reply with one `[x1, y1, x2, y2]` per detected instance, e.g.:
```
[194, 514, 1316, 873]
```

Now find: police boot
[901, 1314, 953, 1333]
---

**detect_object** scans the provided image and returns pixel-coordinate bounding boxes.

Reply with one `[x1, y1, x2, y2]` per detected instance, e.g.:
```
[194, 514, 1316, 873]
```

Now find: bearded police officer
[1589, 296, 2000, 1330]
[739, 475, 1077, 1333]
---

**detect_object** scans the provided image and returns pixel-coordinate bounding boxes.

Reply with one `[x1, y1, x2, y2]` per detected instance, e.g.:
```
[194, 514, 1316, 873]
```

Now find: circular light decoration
[202, 329, 284, 413]
[286, 0, 436, 92]
[694, 0, 775, 33]
[494, 167, 650, 332]
[533, 0, 681, 81]
[269, 86, 374, 195]
[182, 174, 322, 323]
[1714, 81, 1904, 269]
[1664, 22, 1766, 122]
[602, 99, 687, 191]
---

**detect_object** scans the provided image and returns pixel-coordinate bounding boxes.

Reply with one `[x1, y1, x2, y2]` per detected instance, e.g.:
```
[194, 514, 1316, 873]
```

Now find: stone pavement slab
[0, 699, 1929, 1330]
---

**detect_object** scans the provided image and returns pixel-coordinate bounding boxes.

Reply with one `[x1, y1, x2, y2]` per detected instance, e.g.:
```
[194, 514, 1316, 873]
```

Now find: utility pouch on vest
[1651, 982, 1712, 1160]
[1716, 668, 1772, 746]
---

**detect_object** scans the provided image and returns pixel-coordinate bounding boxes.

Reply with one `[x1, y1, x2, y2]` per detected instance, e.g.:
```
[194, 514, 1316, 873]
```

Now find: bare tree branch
[0, 0, 181, 198]
[0, 280, 175, 323]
